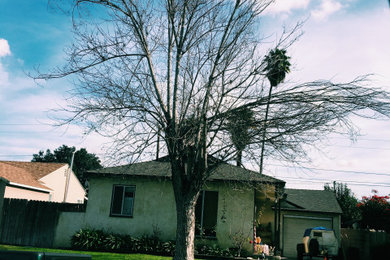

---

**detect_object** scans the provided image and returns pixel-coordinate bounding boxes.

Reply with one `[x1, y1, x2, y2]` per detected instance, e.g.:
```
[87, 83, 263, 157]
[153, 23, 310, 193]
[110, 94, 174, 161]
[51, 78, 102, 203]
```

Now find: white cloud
[0, 56, 110, 163]
[0, 39, 11, 88]
[279, 7, 390, 197]
[0, 39, 11, 57]
[289, 7, 390, 84]
[0, 63, 9, 88]
[311, 0, 343, 21]
[264, 0, 311, 15]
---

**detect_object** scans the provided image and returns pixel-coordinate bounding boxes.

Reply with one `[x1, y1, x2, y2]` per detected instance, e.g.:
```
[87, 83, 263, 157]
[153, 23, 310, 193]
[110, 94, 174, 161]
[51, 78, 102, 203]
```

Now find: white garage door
[282, 215, 333, 258]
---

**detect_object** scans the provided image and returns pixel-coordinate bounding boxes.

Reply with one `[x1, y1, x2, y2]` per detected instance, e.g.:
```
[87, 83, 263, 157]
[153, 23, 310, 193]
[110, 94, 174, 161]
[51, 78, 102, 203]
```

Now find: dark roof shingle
[282, 188, 342, 214]
[88, 160, 285, 184]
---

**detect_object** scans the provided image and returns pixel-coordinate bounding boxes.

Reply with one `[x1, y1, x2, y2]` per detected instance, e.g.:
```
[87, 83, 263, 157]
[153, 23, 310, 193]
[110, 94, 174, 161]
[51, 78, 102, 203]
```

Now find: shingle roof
[87, 159, 285, 185]
[282, 188, 342, 214]
[1, 161, 67, 179]
[0, 161, 66, 191]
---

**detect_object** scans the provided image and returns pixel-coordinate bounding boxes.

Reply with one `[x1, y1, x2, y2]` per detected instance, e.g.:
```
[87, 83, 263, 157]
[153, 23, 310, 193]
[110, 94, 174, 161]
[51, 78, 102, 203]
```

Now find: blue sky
[0, 1, 71, 68]
[1, 0, 390, 198]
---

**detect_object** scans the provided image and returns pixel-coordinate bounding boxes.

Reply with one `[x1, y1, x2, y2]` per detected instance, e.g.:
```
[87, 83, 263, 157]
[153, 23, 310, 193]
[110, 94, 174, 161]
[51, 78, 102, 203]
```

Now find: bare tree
[35, 1, 390, 259]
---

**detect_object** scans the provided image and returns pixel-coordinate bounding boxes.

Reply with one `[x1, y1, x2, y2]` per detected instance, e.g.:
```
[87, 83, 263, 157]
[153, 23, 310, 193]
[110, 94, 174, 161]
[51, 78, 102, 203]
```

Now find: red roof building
[0, 161, 85, 203]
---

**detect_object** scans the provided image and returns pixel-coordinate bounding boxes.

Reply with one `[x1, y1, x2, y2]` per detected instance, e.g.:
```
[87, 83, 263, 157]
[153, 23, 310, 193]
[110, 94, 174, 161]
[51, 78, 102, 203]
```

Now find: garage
[282, 215, 333, 257]
[278, 189, 342, 258]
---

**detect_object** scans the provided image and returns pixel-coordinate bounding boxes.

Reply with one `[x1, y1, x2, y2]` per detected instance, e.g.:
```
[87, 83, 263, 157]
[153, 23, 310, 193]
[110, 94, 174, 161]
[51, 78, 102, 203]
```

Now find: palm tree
[259, 48, 291, 175]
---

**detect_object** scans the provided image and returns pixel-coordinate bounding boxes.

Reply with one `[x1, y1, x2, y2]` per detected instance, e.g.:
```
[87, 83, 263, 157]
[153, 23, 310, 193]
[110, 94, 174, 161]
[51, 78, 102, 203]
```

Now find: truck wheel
[309, 238, 319, 256]
[297, 243, 304, 260]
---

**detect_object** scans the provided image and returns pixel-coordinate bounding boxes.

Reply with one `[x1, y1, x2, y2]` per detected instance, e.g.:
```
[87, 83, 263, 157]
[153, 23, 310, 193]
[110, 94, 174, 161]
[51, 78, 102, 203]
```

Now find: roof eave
[8, 182, 51, 193]
[87, 172, 285, 187]
[280, 207, 342, 215]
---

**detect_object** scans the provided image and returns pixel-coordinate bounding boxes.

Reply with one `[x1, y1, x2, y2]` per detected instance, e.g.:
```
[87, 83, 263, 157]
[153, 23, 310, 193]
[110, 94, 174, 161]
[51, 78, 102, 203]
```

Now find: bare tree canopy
[35, 1, 390, 259]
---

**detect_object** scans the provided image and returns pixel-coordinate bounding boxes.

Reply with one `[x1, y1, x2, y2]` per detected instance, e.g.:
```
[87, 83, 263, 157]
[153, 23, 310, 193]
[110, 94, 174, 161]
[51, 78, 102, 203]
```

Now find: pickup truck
[296, 227, 339, 260]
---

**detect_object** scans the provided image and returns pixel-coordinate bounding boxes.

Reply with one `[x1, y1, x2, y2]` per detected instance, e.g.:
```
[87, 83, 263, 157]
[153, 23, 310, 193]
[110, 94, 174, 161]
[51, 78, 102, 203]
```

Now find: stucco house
[54, 158, 341, 257]
[0, 161, 85, 203]
[279, 189, 342, 258]
[56, 157, 285, 252]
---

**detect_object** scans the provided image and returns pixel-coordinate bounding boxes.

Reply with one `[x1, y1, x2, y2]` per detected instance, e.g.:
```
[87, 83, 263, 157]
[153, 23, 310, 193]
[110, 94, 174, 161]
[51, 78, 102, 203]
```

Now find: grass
[0, 244, 173, 260]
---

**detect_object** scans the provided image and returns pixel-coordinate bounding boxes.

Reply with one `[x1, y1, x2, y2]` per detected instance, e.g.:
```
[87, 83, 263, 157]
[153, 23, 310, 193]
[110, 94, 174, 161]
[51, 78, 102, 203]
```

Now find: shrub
[104, 233, 126, 251]
[71, 228, 246, 257]
[138, 235, 161, 254]
[71, 228, 106, 251]
[71, 229, 175, 256]
[194, 243, 249, 257]
[161, 241, 176, 255]
[358, 190, 390, 232]
[197, 244, 214, 255]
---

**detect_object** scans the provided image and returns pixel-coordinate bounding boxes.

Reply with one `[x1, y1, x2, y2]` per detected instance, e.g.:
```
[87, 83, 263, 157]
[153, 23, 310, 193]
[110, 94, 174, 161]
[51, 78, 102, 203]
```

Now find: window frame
[110, 184, 136, 218]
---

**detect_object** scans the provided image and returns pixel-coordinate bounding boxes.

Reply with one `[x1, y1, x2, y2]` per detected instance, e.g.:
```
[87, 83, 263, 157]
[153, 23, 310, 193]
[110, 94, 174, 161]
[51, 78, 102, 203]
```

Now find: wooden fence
[0, 198, 86, 248]
[341, 228, 390, 260]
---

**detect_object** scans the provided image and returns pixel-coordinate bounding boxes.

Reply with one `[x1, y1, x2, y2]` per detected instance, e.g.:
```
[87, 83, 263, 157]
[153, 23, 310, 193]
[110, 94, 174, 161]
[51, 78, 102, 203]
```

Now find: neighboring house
[0, 161, 85, 203]
[279, 189, 342, 257]
[54, 158, 341, 257]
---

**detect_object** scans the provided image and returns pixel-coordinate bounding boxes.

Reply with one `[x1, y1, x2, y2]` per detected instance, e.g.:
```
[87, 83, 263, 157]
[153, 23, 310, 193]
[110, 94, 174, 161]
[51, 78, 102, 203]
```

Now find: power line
[0, 123, 44, 126]
[269, 163, 390, 177]
[286, 180, 390, 188]
[4, 132, 390, 151]
[332, 145, 390, 151]
[0, 131, 53, 134]
[0, 154, 389, 176]
[1, 154, 389, 188]
[0, 153, 106, 157]
[285, 180, 390, 188]
[323, 136, 390, 142]
[0, 155, 32, 157]
[3, 123, 390, 140]
[281, 176, 390, 188]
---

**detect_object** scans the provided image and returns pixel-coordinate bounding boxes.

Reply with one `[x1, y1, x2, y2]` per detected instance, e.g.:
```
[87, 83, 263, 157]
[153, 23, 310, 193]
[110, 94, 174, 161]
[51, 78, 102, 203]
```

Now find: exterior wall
[54, 176, 257, 250]
[279, 210, 341, 254]
[40, 165, 85, 203]
[200, 182, 254, 251]
[254, 184, 277, 245]
[54, 211, 87, 248]
[4, 186, 49, 201]
[64, 168, 86, 203]
[84, 176, 177, 240]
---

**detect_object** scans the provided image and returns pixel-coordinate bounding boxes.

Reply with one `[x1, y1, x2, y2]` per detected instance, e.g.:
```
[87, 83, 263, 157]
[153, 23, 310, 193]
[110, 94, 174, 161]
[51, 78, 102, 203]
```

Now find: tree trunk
[173, 194, 198, 260]
[236, 150, 242, 167]
[259, 85, 274, 175]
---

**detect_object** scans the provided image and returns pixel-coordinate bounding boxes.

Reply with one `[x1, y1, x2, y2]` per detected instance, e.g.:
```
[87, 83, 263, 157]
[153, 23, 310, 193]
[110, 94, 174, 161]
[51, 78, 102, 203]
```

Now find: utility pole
[63, 151, 76, 202]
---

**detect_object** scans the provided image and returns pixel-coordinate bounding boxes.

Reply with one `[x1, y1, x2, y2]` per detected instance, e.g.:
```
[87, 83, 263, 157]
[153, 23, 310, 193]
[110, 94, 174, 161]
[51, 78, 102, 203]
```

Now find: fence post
[0, 177, 9, 225]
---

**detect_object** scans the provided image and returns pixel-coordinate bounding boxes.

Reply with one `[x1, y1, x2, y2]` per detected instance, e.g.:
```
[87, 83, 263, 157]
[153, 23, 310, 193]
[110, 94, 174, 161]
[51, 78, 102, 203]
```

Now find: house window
[110, 185, 135, 217]
[195, 190, 218, 237]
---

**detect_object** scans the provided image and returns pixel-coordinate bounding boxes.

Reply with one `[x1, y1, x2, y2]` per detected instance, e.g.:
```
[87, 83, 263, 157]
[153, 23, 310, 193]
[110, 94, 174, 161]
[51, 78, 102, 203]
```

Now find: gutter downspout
[63, 151, 76, 202]
[156, 126, 160, 160]
[274, 192, 278, 252]
[278, 192, 282, 253]
[274, 183, 285, 255]
[253, 187, 257, 253]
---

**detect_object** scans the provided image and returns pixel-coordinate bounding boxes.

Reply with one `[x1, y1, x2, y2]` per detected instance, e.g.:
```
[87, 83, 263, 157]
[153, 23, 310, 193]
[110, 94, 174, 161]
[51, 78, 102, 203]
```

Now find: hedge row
[71, 228, 249, 257]
[71, 229, 175, 255]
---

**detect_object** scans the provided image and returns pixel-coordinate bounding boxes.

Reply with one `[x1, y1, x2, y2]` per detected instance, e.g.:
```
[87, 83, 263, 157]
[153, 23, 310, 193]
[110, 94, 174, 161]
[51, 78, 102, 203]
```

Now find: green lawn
[0, 244, 173, 260]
